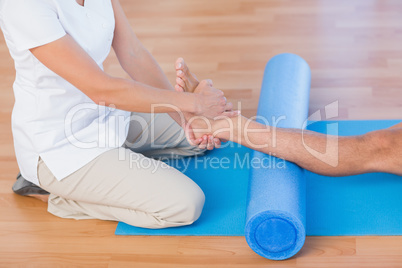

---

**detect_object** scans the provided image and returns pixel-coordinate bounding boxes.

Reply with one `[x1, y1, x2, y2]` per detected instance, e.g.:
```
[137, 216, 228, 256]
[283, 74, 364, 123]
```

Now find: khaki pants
[37, 113, 206, 229]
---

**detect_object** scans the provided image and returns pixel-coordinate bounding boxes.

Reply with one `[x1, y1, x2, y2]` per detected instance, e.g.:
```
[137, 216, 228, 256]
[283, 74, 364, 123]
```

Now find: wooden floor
[1, 0, 402, 267]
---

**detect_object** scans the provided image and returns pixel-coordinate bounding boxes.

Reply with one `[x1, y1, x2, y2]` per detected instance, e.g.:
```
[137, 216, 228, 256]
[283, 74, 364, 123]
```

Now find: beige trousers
[37, 113, 206, 229]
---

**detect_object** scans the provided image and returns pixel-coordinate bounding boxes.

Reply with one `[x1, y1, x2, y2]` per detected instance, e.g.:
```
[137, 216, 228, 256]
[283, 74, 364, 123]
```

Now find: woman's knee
[182, 185, 205, 223]
[165, 183, 205, 225]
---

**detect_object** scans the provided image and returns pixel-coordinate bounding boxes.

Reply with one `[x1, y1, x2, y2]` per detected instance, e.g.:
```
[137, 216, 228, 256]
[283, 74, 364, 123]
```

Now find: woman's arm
[110, 0, 239, 148]
[29, 34, 226, 117]
[108, 0, 214, 148]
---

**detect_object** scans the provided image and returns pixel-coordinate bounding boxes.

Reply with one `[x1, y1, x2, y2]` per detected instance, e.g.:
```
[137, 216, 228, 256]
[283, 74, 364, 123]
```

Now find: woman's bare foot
[175, 58, 199, 93]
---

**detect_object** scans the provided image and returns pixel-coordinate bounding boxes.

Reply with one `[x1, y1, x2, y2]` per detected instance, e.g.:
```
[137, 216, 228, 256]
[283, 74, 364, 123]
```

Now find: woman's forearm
[116, 45, 187, 123]
[111, 0, 188, 122]
[95, 76, 197, 114]
[28, 34, 197, 115]
[118, 46, 174, 91]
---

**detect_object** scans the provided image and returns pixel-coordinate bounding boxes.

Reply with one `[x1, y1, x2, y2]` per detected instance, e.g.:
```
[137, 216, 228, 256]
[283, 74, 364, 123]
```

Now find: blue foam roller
[245, 53, 311, 260]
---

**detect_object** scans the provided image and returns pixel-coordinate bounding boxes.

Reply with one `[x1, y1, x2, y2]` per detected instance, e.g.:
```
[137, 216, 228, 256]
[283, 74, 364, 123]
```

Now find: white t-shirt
[0, 0, 131, 185]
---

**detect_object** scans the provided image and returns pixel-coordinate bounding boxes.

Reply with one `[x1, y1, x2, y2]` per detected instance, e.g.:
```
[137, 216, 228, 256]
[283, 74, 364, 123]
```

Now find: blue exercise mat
[116, 120, 402, 237]
[115, 52, 401, 260]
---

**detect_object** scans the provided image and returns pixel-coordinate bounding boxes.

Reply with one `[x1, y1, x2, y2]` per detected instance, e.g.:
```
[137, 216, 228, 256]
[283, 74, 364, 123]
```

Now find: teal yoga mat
[116, 119, 402, 236]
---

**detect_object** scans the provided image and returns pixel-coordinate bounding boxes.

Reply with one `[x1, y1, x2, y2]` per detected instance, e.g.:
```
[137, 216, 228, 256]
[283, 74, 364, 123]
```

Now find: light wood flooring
[0, 0, 401, 267]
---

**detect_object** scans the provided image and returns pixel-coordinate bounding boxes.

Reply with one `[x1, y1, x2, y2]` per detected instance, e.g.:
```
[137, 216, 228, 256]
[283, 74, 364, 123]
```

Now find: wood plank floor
[1, 0, 401, 267]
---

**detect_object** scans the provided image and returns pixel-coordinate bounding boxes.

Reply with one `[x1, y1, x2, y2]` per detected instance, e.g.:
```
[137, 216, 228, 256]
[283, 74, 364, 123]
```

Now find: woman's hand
[193, 79, 240, 119]
[180, 80, 230, 150]
[184, 123, 222, 150]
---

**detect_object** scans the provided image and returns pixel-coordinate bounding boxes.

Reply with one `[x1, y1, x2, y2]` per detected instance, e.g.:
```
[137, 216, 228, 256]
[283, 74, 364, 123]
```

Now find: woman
[0, 0, 238, 228]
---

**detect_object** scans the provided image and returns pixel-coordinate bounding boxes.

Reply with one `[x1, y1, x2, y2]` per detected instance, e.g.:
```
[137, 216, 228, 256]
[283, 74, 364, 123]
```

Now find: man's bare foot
[175, 57, 237, 148]
[175, 58, 199, 93]
[175, 58, 220, 149]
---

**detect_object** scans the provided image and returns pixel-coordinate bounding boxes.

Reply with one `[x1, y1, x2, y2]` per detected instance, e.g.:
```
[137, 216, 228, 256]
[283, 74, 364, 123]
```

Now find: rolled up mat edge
[244, 53, 310, 260]
[245, 209, 306, 260]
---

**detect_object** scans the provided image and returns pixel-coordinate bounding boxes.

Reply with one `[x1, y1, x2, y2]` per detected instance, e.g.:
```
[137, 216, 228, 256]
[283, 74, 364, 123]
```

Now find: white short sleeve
[1, 0, 66, 51]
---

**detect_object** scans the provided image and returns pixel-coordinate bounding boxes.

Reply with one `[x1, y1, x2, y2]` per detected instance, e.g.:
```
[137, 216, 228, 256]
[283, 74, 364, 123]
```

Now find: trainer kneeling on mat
[1, 0, 238, 228]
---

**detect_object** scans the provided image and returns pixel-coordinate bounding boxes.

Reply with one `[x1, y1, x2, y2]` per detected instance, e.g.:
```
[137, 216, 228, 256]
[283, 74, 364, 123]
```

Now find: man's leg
[186, 113, 402, 176]
[173, 58, 402, 176]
